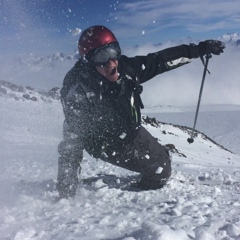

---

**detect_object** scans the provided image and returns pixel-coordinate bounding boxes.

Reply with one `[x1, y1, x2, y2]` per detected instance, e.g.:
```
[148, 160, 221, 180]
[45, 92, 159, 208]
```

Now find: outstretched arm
[123, 40, 225, 83]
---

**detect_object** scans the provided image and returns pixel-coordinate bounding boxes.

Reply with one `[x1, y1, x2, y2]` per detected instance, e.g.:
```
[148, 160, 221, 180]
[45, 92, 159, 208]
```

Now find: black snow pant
[102, 126, 172, 189]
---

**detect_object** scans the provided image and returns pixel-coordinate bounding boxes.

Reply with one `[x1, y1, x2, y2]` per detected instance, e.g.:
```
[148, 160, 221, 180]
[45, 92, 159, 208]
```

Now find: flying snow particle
[142, 31, 145, 35]
[119, 132, 127, 139]
[71, 28, 81, 36]
[141, 64, 146, 70]
[20, 23, 26, 28]
[155, 167, 163, 174]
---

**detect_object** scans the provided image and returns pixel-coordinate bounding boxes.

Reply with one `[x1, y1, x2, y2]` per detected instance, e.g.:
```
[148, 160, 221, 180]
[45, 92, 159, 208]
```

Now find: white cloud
[0, 39, 239, 107]
[112, 0, 240, 37]
[71, 28, 81, 37]
[124, 41, 240, 107]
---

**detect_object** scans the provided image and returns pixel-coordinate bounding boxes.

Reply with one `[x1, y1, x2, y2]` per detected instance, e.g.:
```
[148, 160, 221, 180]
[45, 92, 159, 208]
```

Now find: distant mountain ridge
[10, 51, 79, 67]
[5, 33, 239, 67]
[0, 80, 60, 102]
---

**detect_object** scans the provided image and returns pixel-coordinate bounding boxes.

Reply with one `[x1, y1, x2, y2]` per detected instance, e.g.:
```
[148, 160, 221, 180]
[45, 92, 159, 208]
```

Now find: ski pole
[187, 54, 212, 144]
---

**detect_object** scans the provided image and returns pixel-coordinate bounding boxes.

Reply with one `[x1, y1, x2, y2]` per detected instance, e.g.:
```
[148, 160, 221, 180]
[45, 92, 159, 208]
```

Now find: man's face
[96, 59, 119, 82]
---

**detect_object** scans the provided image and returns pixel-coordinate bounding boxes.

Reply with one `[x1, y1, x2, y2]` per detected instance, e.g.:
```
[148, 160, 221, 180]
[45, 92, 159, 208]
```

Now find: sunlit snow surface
[0, 94, 240, 240]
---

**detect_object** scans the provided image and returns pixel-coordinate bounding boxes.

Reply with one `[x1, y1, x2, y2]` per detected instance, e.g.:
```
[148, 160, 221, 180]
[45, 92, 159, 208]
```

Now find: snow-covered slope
[0, 84, 240, 240]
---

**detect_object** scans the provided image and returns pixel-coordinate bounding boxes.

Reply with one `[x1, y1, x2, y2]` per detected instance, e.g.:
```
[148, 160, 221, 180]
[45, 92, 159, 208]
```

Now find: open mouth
[109, 67, 117, 75]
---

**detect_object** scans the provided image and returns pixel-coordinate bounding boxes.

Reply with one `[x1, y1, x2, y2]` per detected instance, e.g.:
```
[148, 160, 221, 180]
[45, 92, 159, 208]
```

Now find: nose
[108, 59, 118, 64]
[102, 59, 117, 69]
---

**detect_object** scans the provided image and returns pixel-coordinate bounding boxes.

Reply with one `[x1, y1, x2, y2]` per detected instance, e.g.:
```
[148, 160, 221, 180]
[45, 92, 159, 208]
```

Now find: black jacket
[60, 44, 200, 158]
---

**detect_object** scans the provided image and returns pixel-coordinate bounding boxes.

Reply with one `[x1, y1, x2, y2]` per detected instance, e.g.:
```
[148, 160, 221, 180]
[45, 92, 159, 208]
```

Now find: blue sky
[1, 0, 239, 56]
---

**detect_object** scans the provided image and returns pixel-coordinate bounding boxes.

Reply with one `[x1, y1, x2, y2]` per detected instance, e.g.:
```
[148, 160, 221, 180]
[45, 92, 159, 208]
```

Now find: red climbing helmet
[78, 25, 119, 58]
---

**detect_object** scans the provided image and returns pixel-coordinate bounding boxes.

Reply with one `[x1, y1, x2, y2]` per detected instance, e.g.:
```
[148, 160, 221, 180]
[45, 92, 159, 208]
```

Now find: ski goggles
[88, 42, 121, 66]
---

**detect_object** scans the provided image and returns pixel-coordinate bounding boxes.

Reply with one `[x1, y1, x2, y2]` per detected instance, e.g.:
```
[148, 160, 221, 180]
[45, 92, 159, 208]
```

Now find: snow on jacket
[60, 44, 200, 158]
[56, 44, 201, 198]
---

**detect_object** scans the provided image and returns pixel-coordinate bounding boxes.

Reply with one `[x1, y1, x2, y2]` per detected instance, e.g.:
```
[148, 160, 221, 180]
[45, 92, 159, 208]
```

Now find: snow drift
[0, 82, 240, 240]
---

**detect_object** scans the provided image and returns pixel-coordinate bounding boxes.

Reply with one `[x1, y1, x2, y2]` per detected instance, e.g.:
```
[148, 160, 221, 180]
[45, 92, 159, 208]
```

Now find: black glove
[198, 40, 225, 56]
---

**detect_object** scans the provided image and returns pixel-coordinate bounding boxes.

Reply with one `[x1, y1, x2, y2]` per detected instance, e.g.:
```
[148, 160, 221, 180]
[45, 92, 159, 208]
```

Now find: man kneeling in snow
[57, 25, 225, 198]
